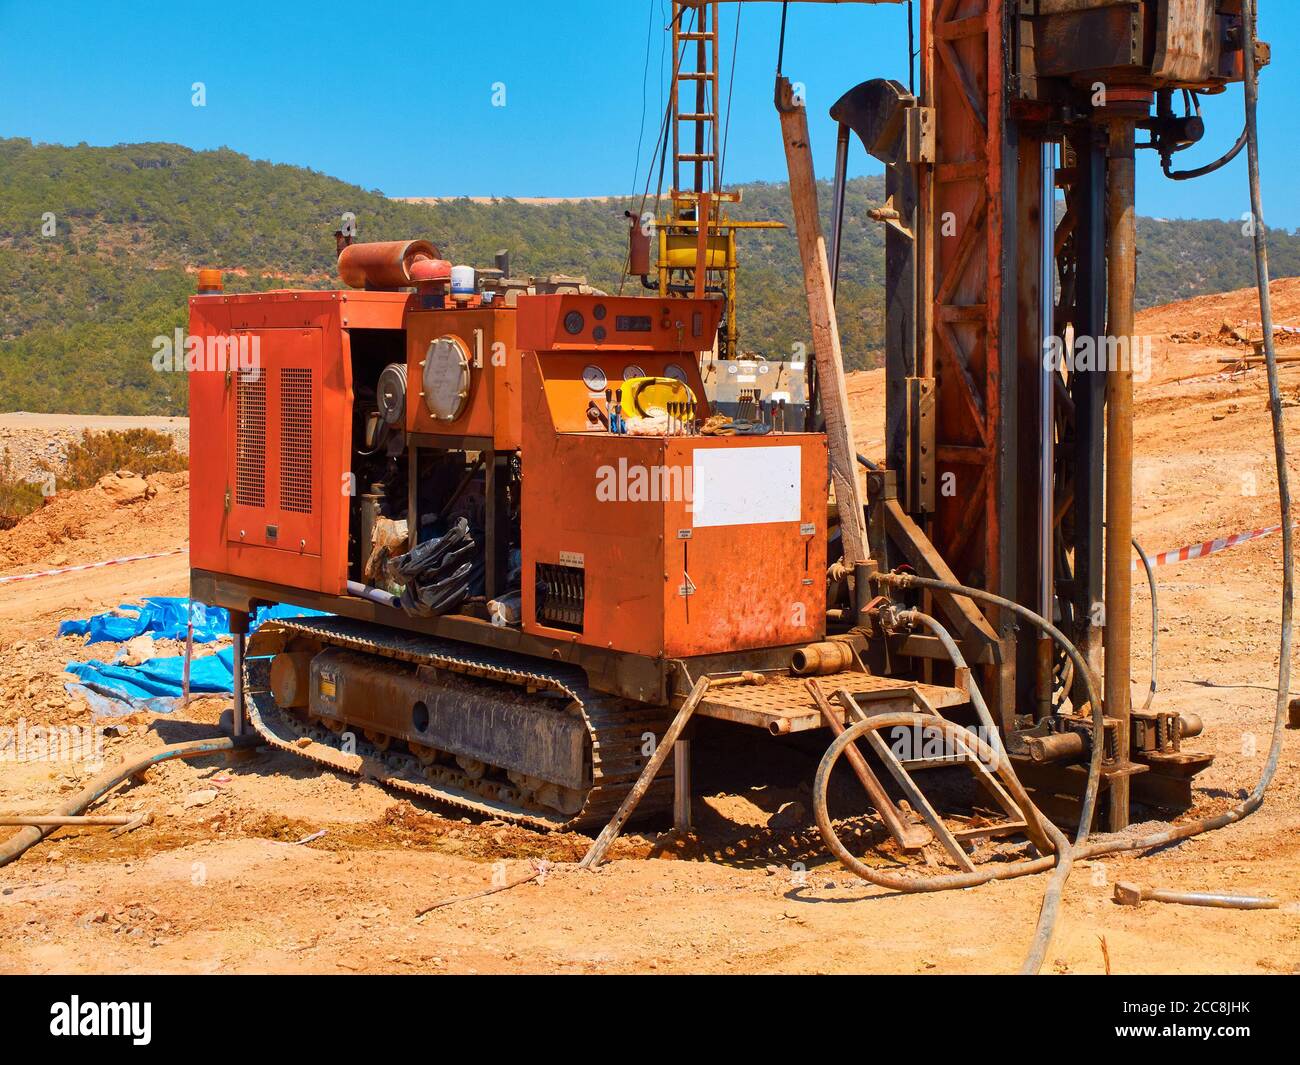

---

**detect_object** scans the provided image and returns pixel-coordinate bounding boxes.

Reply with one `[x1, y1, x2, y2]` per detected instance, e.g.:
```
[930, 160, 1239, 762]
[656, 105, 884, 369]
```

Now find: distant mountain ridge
[2, 137, 1297, 415]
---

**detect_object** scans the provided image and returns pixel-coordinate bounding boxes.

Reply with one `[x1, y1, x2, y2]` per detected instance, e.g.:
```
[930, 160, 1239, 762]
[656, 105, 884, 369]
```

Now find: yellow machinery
[652, 1, 784, 362]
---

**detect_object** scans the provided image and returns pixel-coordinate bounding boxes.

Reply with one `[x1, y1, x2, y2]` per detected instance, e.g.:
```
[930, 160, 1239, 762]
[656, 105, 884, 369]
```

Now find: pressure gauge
[623, 364, 645, 381]
[582, 364, 608, 393]
[663, 363, 688, 384]
[564, 310, 585, 335]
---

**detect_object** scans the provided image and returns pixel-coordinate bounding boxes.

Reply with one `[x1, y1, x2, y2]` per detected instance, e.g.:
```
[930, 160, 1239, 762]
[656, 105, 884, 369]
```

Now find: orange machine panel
[517, 293, 720, 434]
[405, 306, 522, 448]
[188, 289, 410, 595]
[518, 293, 722, 354]
[519, 347, 827, 660]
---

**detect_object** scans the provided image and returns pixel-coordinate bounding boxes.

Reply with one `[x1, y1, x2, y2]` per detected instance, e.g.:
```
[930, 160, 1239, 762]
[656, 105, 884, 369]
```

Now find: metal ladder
[827, 684, 1054, 868]
[671, 1, 721, 201]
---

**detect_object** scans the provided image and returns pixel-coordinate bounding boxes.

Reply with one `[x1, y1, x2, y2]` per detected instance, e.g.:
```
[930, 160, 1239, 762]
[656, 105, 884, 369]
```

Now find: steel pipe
[1103, 117, 1138, 831]
[1038, 138, 1058, 721]
[1025, 730, 1087, 765]
[1113, 882, 1279, 910]
[229, 609, 249, 738]
[338, 239, 441, 290]
[0, 735, 258, 868]
[791, 640, 855, 676]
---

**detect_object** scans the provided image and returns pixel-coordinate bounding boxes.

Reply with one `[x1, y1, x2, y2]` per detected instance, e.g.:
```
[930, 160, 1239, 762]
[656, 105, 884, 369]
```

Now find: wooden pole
[580, 677, 711, 868]
[776, 76, 870, 566]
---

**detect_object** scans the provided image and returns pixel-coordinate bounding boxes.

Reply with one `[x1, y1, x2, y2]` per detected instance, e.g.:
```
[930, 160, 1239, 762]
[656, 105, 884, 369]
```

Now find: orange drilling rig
[188, 1, 1266, 862]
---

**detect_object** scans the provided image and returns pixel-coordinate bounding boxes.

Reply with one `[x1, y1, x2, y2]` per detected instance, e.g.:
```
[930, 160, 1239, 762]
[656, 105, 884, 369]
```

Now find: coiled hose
[864, 574, 1105, 974]
[0, 735, 259, 868]
[818, 5, 1291, 973]
[814, 608, 1073, 893]
[1071, 0, 1293, 866]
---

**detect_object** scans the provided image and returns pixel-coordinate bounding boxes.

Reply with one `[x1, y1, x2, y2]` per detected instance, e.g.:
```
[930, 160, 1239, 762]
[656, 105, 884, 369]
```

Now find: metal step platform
[691, 671, 971, 735]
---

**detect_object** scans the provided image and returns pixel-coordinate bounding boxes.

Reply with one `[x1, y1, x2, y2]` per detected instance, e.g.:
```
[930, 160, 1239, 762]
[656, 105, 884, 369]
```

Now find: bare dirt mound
[1138, 276, 1300, 336]
[1138, 276, 1300, 362]
[2, 283, 1299, 976]
[0, 470, 188, 576]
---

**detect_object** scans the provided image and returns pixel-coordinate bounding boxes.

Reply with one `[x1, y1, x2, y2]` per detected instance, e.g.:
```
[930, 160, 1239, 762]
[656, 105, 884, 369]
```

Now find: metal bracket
[904, 376, 936, 513]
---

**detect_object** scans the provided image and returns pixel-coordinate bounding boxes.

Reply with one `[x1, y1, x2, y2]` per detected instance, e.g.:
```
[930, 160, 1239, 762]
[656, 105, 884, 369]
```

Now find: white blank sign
[692, 446, 801, 528]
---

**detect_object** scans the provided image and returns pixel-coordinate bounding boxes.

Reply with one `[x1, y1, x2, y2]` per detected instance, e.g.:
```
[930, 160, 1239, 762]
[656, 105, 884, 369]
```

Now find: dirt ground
[2, 285, 1299, 975]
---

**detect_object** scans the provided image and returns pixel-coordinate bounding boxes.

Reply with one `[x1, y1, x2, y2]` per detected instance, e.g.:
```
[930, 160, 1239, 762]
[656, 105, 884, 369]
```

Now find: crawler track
[244, 616, 673, 831]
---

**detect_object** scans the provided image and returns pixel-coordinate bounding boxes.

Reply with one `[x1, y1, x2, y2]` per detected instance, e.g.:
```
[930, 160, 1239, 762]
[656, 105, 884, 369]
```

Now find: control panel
[517, 294, 722, 354]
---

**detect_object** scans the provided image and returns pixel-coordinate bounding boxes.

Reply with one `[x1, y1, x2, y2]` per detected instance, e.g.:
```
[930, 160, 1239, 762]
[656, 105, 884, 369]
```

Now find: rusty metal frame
[923, 0, 1008, 600]
[191, 569, 811, 708]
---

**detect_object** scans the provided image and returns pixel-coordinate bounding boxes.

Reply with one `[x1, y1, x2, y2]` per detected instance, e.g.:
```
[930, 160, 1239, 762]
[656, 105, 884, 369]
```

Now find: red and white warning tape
[0, 523, 1290, 587]
[1134, 522, 1298, 570]
[0, 547, 188, 585]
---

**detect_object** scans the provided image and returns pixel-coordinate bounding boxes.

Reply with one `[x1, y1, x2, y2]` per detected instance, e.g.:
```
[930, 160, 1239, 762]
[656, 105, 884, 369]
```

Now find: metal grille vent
[280, 367, 313, 514]
[536, 562, 584, 633]
[234, 370, 266, 508]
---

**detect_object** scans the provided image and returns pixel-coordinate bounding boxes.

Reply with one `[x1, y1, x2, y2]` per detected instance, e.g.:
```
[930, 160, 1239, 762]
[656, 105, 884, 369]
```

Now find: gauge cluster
[516, 293, 722, 354]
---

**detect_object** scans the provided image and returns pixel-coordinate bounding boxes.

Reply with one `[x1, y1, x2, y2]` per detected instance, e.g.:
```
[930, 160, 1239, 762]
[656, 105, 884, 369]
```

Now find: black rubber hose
[1077, 0, 1293, 863]
[814, 712, 1061, 892]
[0, 735, 259, 868]
[1133, 537, 1159, 712]
[857, 18, 1292, 970]
[1166, 125, 1247, 182]
[877, 571, 1104, 973]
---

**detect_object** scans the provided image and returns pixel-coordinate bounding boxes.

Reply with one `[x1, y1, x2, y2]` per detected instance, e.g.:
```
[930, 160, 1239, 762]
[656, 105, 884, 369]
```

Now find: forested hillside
[2, 137, 1296, 415]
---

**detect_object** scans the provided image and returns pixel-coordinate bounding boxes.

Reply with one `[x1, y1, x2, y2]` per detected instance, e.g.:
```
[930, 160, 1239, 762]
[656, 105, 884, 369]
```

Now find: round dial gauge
[422, 335, 473, 422]
[582, 364, 608, 393]
[663, 363, 688, 383]
[563, 310, 585, 335]
[623, 364, 646, 381]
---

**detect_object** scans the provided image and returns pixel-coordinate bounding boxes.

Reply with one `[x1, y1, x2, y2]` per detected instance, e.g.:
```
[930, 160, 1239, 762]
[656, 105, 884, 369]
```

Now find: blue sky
[1, 1, 1294, 228]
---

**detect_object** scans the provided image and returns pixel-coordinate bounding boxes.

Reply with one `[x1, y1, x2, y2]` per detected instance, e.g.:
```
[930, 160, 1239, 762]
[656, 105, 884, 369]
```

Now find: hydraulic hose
[1076, 0, 1293, 863]
[814, 713, 1061, 892]
[1165, 126, 1247, 182]
[901, 610, 1017, 761]
[844, 28, 1291, 966]
[1134, 537, 1159, 711]
[874, 573, 1103, 973]
[813, 606, 1074, 889]
[880, 571, 1107, 839]
[0, 734, 259, 868]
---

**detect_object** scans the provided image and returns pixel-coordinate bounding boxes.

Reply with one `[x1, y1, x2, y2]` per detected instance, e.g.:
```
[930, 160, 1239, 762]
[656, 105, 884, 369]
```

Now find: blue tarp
[58, 596, 318, 645]
[66, 647, 236, 716]
[60, 597, 328, 715]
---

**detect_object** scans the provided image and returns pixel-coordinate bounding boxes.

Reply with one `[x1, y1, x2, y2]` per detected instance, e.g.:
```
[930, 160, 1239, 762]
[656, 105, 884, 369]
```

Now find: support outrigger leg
[580, 677, 711, 868]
